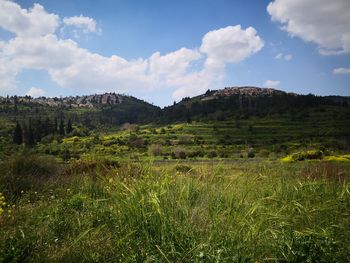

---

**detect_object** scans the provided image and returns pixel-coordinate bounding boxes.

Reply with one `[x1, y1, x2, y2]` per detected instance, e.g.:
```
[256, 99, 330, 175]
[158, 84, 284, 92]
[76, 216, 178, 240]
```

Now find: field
[0, 156, 350, 262]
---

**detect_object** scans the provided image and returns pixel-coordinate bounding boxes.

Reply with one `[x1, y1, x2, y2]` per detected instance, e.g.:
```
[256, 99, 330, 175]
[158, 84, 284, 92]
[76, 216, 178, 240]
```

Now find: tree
[59, 119, 65, 136]
[53, 118, 58, 134]
[13, 122, 23, 145]
[186, 109, 192, 123]
[27, 120, 34, 147]
[43, 117, 51, 136]
[66, 119, 73, 134]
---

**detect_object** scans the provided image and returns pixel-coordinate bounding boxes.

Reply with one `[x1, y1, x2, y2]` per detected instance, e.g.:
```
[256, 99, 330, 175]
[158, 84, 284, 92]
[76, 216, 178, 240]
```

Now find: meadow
[0, 155, 349, 262]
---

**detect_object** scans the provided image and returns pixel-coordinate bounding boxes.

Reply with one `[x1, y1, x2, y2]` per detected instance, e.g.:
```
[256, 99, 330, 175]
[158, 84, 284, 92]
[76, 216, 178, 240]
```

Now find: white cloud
[333, 67, 350, 75]
[26, 87, 45, 97]
[267, 0, 350, 55]
[63, 15, 97, 33]
[0, 0, 264, 103]
[149, 48, 202, 80]
[264, 80, 280, 88]
[0, 0, 59, 37]
[284, 54, 292, 61]
[200, 25, 264, 68]
[275, 52, 292, 61]
[275, 53, 283, 59]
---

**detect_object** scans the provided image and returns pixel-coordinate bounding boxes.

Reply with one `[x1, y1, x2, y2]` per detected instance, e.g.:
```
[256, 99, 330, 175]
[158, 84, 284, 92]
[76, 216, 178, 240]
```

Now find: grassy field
[0, 156, 349, 262]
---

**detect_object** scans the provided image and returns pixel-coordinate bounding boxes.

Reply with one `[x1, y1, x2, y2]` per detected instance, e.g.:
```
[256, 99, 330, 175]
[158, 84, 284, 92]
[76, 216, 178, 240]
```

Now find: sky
[0, 0, 349, 107]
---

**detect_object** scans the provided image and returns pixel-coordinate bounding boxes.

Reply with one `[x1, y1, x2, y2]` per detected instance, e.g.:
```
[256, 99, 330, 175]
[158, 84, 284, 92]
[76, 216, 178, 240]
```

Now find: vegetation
[0, 157, 349, 262]
[0, 89, 349, 261]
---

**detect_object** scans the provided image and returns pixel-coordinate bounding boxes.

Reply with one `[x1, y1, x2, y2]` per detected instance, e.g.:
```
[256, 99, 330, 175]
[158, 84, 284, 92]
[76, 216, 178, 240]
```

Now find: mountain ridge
[1, 86, 349, 109]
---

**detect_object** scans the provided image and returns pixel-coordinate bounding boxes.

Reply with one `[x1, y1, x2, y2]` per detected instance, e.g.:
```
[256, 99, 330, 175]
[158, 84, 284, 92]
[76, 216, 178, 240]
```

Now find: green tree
[13, 122, 23, 145]
[59, 119, 65, 136]
[27, 120, 35, 147]
[66, 119, 73, 134]
[53, 118, 58, 134]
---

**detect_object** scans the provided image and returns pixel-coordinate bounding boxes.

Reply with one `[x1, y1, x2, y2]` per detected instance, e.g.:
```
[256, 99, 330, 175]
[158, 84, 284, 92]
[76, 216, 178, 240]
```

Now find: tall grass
[0, 160, 349, 262]
[0, 154, 59, 201]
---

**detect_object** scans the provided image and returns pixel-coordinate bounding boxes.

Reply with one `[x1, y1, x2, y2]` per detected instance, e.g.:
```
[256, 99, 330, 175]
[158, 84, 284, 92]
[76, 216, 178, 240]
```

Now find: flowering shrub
[0, 193, 5, 217]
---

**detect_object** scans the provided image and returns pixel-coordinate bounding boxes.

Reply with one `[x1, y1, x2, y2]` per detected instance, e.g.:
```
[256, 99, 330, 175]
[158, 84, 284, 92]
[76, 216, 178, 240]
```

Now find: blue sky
[0, 0, 349, 107]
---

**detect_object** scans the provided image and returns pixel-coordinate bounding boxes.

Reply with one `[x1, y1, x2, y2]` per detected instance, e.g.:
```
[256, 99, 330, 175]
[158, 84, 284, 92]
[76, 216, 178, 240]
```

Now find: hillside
[162, 87, 350, 122]
[1, 87, 349, 161]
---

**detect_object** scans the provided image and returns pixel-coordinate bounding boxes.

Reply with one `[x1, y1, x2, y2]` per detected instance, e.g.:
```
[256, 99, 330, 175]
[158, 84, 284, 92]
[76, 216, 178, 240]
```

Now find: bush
[247, 148, 255, 158]
[207, 150, 218, 158]
[0, 154, 59, 200]
[219, 150, 229, 158]
[178, 135, 192, 145]
[292, 150, 323, 161]
[149, 144, 162, 156]
[178, 151, 186, 159]
[171, 148, 187, 159]
[259, 149, 270, 158]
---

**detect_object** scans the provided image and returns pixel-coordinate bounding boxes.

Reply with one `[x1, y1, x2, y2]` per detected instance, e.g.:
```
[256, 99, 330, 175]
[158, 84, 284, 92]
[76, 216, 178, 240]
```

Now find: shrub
[149, 144, 162, 156]
[0, 193, 5, 217]
[282, 150, 323, 162]
[178, 135, 192, 145]
[171, 148, 187, 159]
[128, 135, 144, 148]
[219, 150, 229, 158]
[293, 150, 323, 161]
[178, 151, 186, 159]
[0, 154, 59, 200]
[207, 150, 218, 158]
[247, 147, 255, 158]
[259, 149, 270, 158]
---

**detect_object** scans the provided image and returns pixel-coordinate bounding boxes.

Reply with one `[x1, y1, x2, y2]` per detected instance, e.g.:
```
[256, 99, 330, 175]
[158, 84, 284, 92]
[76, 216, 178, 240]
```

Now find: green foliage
[282, 150, 323, 162]
[247, 147, 255, 158]
[0, 161, 349, 261]
[0, 154, 59, 200]
[174, 164, 193, 173]
[13, 122, 23, 145]
[207, 150, 218, 158]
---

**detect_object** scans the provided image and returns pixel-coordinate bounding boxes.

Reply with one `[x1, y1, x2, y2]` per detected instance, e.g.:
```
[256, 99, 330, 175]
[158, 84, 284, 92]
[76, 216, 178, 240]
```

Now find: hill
[162, 86, 350, 122]
[0, 87, 349, 160]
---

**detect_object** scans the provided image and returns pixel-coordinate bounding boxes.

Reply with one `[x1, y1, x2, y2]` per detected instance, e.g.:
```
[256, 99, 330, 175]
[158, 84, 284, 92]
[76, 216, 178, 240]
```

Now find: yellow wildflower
[0, 193, 6, 216]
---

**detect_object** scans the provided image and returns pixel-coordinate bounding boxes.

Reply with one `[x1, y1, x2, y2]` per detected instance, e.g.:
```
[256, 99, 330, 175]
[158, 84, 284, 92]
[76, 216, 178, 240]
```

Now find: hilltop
[1, 93, 128, 108]
[1, 87, 349, 110]
[200, 86, 292, 101]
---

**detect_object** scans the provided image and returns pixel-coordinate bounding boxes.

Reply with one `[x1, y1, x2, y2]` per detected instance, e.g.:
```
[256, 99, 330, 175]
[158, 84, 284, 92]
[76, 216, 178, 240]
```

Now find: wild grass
[0, 159, 349, 262]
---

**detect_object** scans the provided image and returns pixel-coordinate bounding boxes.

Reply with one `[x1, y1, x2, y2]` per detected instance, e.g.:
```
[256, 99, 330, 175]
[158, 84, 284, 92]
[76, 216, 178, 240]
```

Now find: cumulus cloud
[26, 87, 45, 97]
[267, 0, 350, 55]
[333, 67, 350, 75]
[0, 0, 264, 103]
[63, 15, 97, 33]
[200, 25, 264, 68]
[264, 80, 280, 88]
[0, 0, 59, 37]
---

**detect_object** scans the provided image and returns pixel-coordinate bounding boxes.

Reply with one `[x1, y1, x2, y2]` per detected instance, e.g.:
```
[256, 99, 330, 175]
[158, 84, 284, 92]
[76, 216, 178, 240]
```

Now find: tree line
[13, 117, 73, 146]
